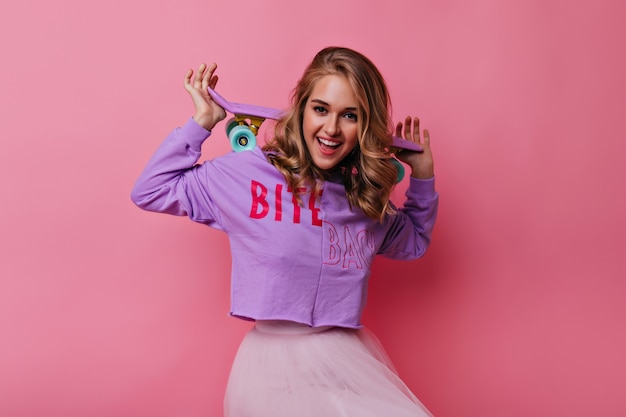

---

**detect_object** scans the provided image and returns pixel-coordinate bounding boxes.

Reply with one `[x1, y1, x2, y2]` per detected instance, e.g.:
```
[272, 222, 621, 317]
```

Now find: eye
[313, 106, 327, 114]
[343, 112, 358, 122]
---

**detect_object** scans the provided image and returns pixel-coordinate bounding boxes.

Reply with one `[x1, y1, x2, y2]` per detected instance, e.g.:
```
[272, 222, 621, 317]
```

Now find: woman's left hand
[394, 116, 434, 179]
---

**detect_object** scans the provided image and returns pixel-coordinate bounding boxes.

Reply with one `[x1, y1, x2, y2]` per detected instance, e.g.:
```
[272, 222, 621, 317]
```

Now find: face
[302, 74, 359, 171]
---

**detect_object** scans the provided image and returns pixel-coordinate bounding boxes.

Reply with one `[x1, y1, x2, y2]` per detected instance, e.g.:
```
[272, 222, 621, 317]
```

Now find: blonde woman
[132, 46, 438, 416]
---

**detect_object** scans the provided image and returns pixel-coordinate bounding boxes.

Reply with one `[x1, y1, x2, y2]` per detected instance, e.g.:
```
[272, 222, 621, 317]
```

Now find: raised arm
[130, 63, 227, 224]
[379, 116, 438, 259]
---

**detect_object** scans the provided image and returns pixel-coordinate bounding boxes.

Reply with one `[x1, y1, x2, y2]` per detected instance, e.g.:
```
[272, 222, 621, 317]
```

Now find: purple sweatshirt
[131, 118, 438, 328]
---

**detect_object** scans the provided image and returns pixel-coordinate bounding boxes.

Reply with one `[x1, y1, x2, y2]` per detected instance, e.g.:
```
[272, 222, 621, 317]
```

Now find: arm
[378, 177, 438, 260]
[130, 63, 227, 223]
[130, 119, 216, 220]
[378, 116, 438, 259]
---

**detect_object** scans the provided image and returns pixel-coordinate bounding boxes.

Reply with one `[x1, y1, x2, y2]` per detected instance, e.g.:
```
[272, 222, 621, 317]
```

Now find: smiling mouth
[317, 137, 341, 154]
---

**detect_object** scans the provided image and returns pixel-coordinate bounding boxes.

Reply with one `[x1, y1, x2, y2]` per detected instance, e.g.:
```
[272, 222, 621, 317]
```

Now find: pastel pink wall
[1, 0, 624, 416]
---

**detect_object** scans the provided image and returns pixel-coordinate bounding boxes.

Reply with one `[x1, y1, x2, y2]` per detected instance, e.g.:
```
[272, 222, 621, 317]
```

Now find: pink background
[1, 0, 625, 416]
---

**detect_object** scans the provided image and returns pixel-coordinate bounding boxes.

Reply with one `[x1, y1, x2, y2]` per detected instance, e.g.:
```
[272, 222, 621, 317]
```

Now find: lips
[317, 137, 341, 155]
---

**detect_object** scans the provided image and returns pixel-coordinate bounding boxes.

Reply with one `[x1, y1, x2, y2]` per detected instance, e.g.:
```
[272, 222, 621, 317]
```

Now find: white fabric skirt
[224, 320, 433, 417]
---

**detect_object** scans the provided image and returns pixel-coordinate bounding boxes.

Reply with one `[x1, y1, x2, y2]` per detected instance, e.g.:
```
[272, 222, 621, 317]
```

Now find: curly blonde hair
[263, 47, 398, 222]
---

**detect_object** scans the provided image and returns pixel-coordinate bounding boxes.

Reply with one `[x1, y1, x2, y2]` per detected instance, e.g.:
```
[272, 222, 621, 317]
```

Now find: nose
[323, 115, 340, 137]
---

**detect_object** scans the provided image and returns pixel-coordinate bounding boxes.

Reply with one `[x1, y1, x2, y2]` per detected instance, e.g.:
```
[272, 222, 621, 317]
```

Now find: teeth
[318, 138, 340, 147]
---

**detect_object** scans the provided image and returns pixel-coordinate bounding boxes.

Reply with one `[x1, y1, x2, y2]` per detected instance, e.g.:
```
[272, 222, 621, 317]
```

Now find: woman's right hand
[184, 62, 227, 131]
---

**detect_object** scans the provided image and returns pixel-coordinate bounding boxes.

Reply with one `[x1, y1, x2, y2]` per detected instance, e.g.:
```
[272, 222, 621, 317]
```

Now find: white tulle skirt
[224, 320, 433, 417]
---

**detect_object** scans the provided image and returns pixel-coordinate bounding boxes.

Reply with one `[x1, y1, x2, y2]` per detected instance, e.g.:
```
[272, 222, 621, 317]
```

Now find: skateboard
[207, 87, 423, 181]
[208, 87, 284, 152]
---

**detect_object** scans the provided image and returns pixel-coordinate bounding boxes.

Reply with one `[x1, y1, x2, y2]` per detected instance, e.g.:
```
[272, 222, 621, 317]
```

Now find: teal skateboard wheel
[391, 158, 405, 183]
[229, 125, 257, 152]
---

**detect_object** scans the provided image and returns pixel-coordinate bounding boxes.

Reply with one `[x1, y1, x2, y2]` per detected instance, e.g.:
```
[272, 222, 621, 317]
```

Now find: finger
[404, 116, 412, 141]
[194, 63, 206, 87]
[184, 68, 193, 87]
[202, 63, 216, 89]
[206, 62, 218, 76]
[412, 117, 421, 143]
[395, 121, 402, 137]
[423, 129, 430, 146]
[209, 74, 219, 90]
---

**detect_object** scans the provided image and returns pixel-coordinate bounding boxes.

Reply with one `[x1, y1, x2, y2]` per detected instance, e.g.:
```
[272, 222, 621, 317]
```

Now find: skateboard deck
[390, 135, 423, 153]
[208, 87, 285, 121]
[208, 86, 423, 153]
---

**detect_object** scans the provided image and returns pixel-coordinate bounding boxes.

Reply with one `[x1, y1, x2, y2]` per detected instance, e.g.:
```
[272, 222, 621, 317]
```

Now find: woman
[132, 46, 438, 416]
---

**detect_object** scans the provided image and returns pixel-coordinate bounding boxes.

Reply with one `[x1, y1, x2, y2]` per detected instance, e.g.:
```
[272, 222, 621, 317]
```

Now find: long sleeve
[377, 176, 439, 260]
[130, 118, 222, 227]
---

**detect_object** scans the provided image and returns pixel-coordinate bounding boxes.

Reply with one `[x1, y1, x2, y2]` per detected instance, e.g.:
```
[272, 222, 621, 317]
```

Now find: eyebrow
[310, 99, 358, 111]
